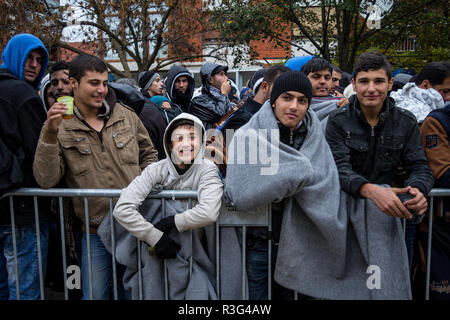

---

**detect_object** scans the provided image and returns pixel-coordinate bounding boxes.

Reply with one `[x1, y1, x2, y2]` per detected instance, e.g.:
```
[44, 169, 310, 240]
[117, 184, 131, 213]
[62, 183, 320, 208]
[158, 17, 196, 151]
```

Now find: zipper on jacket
[289, 131, 294, 146]
[371, 126, 375, 137]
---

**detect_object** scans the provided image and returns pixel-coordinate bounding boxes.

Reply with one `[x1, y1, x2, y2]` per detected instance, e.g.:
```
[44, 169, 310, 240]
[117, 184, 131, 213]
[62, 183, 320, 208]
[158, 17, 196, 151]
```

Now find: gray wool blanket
[98, 195, 246, 300]
[309, 97, 341, 132]
[224, 101, 411, 300]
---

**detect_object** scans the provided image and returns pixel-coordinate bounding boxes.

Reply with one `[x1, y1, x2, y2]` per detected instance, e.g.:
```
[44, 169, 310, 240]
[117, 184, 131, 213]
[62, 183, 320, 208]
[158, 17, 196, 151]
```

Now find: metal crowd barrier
[0, 188, 271, 300]
[0, 187, 448, 300]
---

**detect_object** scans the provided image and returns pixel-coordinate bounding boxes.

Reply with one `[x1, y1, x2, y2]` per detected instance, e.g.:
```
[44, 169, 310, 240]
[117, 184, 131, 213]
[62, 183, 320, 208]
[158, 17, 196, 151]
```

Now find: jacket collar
[350, 95, 394, 127]
[65, 87, 120, 131]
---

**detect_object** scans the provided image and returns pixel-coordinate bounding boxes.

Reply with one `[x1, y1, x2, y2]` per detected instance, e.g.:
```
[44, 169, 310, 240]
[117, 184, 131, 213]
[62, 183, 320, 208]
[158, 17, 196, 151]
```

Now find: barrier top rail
[0, 188, 197, 199]
[2, 187, 449, 199]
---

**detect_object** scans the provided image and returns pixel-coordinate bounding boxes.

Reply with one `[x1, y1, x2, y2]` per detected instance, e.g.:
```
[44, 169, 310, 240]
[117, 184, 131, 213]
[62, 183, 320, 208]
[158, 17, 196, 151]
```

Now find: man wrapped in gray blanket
[224, 70, 412, 299]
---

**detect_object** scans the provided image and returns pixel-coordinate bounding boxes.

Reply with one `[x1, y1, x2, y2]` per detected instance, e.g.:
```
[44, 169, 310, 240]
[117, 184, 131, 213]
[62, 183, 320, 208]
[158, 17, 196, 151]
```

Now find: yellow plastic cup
[57, 96, 74, 120]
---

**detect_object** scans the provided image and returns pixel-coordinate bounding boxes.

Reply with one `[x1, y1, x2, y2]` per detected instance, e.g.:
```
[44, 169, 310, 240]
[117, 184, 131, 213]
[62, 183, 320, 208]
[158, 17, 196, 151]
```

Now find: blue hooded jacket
[1, 33, 48, 89]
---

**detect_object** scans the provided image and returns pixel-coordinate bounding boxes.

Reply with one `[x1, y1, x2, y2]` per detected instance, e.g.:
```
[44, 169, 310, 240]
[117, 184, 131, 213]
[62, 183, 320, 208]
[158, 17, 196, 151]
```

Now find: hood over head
[163, 113, 206, 171]
[200, 62, 228, 85]
[1, 33, 49, 89]
[40, 73, 52, 110]
[249, 68, 266, 94]
[165, 65, 195, 103]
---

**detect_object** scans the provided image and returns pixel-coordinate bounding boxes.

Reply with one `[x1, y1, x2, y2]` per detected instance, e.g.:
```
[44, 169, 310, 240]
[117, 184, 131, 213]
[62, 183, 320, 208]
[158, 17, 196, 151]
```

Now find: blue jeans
[0, 223, 49, 300]
[81, 232, 127, 300]
[246, 237, 271, 300]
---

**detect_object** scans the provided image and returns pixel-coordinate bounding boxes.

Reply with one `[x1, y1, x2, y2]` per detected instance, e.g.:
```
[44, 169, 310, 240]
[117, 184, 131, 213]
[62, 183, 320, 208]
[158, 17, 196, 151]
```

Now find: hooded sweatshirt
[40, 73, 52, 111]
[165, 65, 195, 112]
[1, 33, 49, 90]
[113, 113, 223, 247]
[0, 34, 50, 225]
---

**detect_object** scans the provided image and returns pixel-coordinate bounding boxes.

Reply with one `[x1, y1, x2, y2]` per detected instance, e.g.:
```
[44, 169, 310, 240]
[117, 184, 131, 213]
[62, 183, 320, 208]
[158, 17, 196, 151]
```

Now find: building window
[396, 38, 417, 52]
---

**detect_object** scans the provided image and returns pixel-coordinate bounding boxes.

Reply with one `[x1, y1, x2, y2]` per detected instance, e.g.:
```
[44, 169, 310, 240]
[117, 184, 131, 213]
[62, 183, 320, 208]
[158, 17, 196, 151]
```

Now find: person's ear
[388, 77, 394, 91]
[260, 81, 269, 93]
[419, 79, 431, 89]
[70, 77, 78, 91]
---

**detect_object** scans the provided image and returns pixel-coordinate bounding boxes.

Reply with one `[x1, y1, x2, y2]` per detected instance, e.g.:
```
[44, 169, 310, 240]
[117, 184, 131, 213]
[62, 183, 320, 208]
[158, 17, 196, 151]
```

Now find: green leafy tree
[212, 0, 449, 72]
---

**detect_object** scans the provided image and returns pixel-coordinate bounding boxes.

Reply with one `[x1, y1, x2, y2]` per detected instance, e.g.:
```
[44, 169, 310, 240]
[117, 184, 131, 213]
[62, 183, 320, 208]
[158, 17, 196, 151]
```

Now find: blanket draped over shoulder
[309, 97, 341, 132]
[98, 195, 246, 300]
[224, 101, 411, 300]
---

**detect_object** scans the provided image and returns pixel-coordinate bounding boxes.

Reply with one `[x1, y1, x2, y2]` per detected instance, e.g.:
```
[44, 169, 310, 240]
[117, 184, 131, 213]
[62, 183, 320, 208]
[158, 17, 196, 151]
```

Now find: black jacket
[165, 65, 195, 112]
[141, 89, 182, 126]
[326, 95, 434, 197]
[0, 69, 50, 225]
[109, 82, 166, 160]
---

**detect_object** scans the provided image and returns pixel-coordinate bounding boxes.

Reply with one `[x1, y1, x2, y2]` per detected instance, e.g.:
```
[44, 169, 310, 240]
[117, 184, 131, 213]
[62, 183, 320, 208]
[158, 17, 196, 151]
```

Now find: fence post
[425, 196, 434, 300]
[9, 197, 20, 300]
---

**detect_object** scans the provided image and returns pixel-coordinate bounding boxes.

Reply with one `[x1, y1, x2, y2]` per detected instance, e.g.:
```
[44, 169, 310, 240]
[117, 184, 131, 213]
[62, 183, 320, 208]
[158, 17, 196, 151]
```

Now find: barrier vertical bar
[242, 226, 246, 300]
[137, 238, 143, 300]
[268, 209, 272, 300]
[215, 220, 220, 300]
[188, 199, 193, 280]
[33, 197, 44, 300]
[110, 198, 118, 300]
[425, 196, 434, 300]
[84, 197, 93, 300]
[9, 197, 20, 300]
[58, 197, 69, 300]
[162, 198, 168, 300]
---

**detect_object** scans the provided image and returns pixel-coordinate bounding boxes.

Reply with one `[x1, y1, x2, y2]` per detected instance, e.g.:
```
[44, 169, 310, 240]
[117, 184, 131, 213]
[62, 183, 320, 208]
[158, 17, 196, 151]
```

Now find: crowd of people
[0, 33, 449, 300]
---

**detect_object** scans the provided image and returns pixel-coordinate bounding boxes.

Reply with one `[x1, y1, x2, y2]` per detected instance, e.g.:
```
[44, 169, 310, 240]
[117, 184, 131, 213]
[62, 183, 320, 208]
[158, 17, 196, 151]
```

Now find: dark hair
[300, 57, 333, 76]
[50, 60, 71, 80]
[414, 61, 450, 86]
[262, 65, 290, 85]
[69, 54, 108, 83]
[332, 65, 343, 75]
[353, 51, 392, 80]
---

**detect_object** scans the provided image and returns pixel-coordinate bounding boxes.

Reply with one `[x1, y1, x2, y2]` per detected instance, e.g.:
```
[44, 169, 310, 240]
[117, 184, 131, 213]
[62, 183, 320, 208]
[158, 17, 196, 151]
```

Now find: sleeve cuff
[174, 214, 187, 233]
[144, 227, 164, 247]
[406, 181, 429, 196]
[349, 176, 369, 198]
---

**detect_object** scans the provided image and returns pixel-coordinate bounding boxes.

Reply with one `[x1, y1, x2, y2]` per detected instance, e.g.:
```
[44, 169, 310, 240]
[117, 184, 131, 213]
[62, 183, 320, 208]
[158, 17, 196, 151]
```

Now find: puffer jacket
[326, 95, 434, 197]
[390, 83, 445, 123]
[33, 88, 158, 230]
[113, 113, 223, 247]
